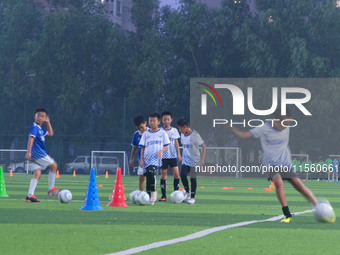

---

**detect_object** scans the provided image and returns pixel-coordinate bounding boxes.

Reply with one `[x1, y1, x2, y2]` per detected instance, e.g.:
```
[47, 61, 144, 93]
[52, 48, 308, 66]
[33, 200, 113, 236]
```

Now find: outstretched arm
[227, 126, 253, 139]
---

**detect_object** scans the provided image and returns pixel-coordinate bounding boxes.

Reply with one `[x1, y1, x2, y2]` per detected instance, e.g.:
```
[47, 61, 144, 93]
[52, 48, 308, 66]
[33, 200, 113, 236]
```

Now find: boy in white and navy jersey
[177, 118, 206, 205]
[139, 112, 170, 204]
[159, 111, 181, 201]
[228, 108, 318, 223]
[25, 108, 59, 203]
[129, 116, 148, 191]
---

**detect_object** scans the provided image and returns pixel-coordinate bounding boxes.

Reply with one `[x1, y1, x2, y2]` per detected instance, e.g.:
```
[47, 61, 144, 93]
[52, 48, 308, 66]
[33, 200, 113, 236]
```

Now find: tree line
[0, 0, 339, 156]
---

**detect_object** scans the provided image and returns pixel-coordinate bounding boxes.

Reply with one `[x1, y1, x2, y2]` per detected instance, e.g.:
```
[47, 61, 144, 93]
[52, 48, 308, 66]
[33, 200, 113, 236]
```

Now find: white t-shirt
[250, 122, 292, 167]
[161, 127, 180, 159]
[139, 129, 170, 168]
[180, 130, 204, 167]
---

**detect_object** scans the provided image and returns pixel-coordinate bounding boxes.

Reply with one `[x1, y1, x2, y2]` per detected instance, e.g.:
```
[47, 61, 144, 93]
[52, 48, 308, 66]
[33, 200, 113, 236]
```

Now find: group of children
[24, 107, 327, 223]
[129, 111, 206, 205]
[24, 109, 207, 205]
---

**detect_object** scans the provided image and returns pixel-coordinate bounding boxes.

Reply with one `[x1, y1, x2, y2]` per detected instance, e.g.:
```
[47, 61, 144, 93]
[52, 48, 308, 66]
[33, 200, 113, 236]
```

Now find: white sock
[28, 179, 38, 196]
[48, 172, 56, 190]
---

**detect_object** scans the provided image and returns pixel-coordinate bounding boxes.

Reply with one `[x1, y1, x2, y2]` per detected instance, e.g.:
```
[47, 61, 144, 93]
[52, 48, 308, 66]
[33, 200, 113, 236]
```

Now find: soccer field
[0, 174, 339, 255]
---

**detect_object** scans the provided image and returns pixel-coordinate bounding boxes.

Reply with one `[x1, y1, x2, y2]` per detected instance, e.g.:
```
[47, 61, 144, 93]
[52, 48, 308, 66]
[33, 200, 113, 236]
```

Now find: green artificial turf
[0, 174, 339, 255]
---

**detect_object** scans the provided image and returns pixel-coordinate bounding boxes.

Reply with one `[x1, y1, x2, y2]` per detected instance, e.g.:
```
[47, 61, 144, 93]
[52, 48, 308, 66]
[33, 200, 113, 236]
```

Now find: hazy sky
[160, 0, 180, 8]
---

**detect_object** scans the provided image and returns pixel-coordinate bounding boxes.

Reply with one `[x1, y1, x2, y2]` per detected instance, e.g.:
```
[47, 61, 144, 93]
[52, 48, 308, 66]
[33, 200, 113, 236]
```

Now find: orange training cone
[107, 167, 128, 207]
[105, 171, 109, 178]
[9, 169, 13, 177]
[270, 181, 275, 189]
[73, 170, 76, 177]
[56, 170, 60, 178]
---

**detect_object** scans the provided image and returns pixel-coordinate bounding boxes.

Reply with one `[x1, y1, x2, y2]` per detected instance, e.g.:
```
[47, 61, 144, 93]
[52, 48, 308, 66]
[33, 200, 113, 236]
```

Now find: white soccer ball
[314, 202, 336, 223]
[135, 191, 150, 205]
[170, 190, 184, 204]
[129, 190, 140, 203]
[132, 191, 142, 203]
[58, 189, 72, 203]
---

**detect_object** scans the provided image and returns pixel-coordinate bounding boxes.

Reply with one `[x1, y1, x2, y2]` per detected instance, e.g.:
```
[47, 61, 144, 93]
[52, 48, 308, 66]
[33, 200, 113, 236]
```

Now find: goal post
[0, 149, 29, 174]
[90, 151, 129, 176]
[195, 147, 242, 177]
[291, 154, 309, 162]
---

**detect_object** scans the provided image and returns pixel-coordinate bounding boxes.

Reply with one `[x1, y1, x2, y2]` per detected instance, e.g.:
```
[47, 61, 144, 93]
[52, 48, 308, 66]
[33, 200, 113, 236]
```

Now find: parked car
[63, 155, 119, 174]
[64, 156, 91, 174]
[7, 161, 48, 173]
[7, 162, 26, 173]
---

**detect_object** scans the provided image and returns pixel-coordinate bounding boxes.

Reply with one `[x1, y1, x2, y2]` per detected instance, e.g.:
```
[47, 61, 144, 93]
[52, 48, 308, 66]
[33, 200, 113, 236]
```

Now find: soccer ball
[129, 190, 140, 203]
[58, 189, 72, 203]
[314, 202, 336, 223]
[132, 191, 142, 203]
[135, 191, 150, 205]
[170, 190, 184, 204]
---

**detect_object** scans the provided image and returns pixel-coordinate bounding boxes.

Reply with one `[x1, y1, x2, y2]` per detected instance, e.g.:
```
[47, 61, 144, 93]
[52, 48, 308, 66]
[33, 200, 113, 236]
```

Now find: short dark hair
[149, 112, 161, 120]
[273, 108, 291, 121]
[177, 118, 189, 127]
[35, 108, 47, 114]
[133, 115, 145, 126]
[162, 111, 172, 118]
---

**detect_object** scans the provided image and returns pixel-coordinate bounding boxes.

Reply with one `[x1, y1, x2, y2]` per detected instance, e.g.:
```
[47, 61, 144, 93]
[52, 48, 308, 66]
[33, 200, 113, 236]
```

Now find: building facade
[101, 0, 135, 32]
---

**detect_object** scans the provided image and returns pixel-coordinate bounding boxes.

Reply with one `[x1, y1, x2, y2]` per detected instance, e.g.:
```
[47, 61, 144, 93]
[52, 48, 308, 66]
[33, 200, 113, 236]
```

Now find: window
[116, 0, 121, 17]
[75, 157, 85, 163]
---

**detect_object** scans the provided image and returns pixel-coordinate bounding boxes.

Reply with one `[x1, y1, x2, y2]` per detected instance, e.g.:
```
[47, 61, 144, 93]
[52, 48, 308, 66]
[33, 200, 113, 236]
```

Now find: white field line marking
[108, 210, 313, 255]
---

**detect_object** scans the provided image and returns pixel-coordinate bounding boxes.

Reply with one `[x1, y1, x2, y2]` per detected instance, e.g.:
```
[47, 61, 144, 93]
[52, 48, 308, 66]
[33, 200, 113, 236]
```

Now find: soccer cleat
[48, 187, 60, 197]
[186, 198, 195, 204]
[281, 216, 293, 223]
[26, 195, 40, 203]
[159, 197, 166, 202]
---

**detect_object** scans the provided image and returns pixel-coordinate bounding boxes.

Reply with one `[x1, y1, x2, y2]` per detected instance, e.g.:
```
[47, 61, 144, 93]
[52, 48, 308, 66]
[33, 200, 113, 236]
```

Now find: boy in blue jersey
[129, 116, 148, 191]
[159, 111, 181, 201]
[332, 157, 339, 182]
[25, 108, 59, 203]
[177, 118, 206, 205]
[228, 108, 317, 223]
[139, 113, 170, 204]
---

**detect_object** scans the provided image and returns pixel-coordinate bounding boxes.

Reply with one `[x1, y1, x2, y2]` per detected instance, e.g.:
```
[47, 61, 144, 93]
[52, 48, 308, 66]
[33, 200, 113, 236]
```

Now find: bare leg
[272, 174, 287, 207]
[161, 170, 167, 180]
[138, 175, 145, 191]
[289, 177, 317, 206]
[48, 162, 57, 173]
[172, 166, 179, 179]
[33, 169, 42, 180]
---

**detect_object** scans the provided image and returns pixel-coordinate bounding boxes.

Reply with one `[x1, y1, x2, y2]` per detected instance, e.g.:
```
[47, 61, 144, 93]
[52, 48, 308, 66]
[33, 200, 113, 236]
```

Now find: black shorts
[267, 166, 297, 180]
[144, 165, 159, 176]
[161, 158, 178, 170]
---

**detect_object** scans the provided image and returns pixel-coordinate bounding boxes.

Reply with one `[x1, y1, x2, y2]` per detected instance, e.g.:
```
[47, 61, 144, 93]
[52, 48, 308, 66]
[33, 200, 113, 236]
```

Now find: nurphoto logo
[199, 82, 312, 128]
